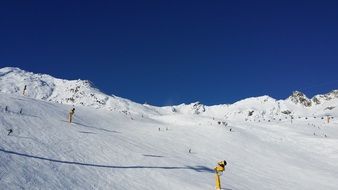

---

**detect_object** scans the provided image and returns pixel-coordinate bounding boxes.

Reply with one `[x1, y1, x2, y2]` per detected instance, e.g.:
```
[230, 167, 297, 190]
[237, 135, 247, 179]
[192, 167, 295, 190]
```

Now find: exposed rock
[288, 91, 312, 107]
[192, 102, 205, 114]
[281, 110, 291, 115]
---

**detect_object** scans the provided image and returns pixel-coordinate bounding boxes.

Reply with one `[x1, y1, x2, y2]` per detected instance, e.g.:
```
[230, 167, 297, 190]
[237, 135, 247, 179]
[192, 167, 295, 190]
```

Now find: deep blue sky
[1, 0, 337, 106]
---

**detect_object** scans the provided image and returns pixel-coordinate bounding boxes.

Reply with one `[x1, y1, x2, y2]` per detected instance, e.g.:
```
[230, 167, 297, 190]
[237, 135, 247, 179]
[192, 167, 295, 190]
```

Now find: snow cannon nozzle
[218, 160, 227, 167]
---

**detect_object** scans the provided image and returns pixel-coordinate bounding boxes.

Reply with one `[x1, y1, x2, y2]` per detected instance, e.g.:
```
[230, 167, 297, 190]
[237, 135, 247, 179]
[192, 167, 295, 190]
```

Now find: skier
[19, 108, 23, 114]
[22, 85, 27, 95]
[189, 148, 191, 153]
[7, 129, 13, 136]
[5, 106, 8, 112]
[69, 107, 75, 123]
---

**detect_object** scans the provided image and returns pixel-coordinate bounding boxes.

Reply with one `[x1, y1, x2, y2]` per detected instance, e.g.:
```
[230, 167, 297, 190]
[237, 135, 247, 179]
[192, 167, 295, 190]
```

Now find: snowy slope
[1, 67, 338, 189]
[1, 92, 338, 190]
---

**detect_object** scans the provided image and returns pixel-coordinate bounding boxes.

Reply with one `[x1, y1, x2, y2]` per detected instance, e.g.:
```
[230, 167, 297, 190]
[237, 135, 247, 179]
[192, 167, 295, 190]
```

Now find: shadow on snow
[61, 120, 120, 133]
[143, 154, 164, 158]
[0, 148, 214, 173]
[78, 131, 97, 134]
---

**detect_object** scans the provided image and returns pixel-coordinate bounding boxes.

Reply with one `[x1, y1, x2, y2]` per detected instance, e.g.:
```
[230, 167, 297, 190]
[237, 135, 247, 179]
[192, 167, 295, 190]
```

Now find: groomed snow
[1, 92, 338, 190]
[1, 67, 338, 189]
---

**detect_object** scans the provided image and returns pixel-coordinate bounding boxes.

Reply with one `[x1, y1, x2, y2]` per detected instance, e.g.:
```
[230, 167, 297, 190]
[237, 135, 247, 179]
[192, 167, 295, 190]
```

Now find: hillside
[1, 67, 337, 119]
[1, 67, 338, 189]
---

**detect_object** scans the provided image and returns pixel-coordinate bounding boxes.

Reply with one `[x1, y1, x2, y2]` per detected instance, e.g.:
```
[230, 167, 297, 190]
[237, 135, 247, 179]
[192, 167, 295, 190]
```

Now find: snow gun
[214, 160, 227, 190]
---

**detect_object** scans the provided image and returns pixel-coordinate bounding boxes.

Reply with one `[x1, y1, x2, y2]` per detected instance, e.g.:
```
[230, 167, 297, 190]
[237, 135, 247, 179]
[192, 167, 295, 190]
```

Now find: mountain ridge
[0, 67, 337, 118]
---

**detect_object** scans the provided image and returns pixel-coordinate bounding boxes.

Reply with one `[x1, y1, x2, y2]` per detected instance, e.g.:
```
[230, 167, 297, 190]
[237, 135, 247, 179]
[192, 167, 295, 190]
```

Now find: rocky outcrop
[288, 91, 312, 107]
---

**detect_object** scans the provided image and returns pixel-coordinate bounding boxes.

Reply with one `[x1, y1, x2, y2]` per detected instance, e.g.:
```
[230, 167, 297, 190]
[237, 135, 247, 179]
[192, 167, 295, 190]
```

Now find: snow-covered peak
[287, 91, 312, 107]
[233, 95, 276, 106]
[312, 90, 338, 105]
[0, 67, 32, 73]
[0, 67, 160, 116]
[0, 67, 24, 74]
[286, 90, 338, 107]
[0, 67, 99, 102]
[0, 67, 337, 119]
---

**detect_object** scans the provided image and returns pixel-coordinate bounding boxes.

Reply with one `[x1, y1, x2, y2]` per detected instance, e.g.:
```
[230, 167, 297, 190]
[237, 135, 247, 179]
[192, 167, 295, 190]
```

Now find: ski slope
[1, 92, 338, 190]
[1, 67, 338, 189]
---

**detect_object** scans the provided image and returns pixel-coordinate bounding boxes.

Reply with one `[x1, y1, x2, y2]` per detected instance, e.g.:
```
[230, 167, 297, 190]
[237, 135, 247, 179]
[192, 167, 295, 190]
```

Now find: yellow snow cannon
[214, 160, 227, 190]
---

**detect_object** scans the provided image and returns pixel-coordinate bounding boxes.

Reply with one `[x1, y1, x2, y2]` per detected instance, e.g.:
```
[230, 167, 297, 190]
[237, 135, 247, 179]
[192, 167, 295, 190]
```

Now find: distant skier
[22, 85, 27, 95]
[69, 107, 75, 123]
[189, 148, 191, 153]
[5, 106, 8, 112]
[19, 108, 23, 114]
[7, 129, 13, 136]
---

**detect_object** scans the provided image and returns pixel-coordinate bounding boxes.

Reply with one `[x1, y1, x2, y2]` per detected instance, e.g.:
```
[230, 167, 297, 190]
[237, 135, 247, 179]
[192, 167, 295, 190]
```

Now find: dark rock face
[192, 102, 206, 114]
[282, 110, 291, 115]
[288, 91, 312, 107]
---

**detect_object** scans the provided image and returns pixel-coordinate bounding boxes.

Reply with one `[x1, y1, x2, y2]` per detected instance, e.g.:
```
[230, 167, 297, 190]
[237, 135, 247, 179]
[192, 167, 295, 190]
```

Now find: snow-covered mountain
[1, 67, 338, 189]
[0, 67, 337, 120]
[0, 67, 162, 116]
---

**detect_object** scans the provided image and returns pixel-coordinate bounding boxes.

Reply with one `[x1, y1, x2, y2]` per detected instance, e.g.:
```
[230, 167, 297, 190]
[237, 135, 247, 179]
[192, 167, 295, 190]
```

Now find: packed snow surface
[0, 67, 338, 189]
